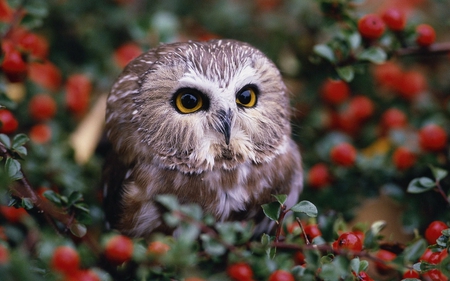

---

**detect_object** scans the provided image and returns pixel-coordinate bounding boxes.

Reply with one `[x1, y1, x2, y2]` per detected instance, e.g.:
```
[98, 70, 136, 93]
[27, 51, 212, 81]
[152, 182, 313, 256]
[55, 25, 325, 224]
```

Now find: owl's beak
[218, 109, 232, 145]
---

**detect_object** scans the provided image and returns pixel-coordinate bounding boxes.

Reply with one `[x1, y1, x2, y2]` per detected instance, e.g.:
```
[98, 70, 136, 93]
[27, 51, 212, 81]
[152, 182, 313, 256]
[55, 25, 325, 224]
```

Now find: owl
[103, 39, 303, 238]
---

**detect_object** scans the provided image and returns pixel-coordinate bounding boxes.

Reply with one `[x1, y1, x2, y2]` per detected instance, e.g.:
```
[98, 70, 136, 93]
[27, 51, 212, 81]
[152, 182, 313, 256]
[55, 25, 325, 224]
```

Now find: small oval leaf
[290, 200, 318, 217]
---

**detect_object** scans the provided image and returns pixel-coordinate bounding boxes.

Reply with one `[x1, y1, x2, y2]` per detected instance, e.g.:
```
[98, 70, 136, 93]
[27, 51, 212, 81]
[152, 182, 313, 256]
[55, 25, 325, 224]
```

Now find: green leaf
[68, 191, 83, 205]
[407, 178, 435, 193]
[419, 177, 436, 188]
[350, 257, 360, 274]
[5, 158, 23, 180]
[403, 239, 427, 263]
[272, 194, 287, 205]
[290, 200, 318, 217]
[200, 234, 226, 256]
[13, 146, 27, 157]
[180, 204, 203, 221]
[348, 32, 361, 50]
[12, 134, 29, 149]
[357, 47, 387, 64]
[21, 198, 34, 210]
[313, 44, 335, 63]
[336, 66, 354, 82]
[0, 134, 11, 148]
[69, 223, 87, 238]
[155, 194, 179, 211]
[73, 203, 90, 213]
[429, 165, 448, 182]
[261, 201, 281, 222]
[43, 190, 62, 206]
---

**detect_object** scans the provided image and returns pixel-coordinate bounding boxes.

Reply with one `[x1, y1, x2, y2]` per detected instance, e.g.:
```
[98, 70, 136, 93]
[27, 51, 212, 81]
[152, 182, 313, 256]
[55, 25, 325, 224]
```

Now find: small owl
[103, 39, 303, 238]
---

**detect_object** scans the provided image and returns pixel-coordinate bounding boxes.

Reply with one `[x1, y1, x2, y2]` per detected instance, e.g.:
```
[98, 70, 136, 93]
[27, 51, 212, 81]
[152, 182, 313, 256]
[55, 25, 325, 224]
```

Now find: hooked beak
[218, 109, 232, 145]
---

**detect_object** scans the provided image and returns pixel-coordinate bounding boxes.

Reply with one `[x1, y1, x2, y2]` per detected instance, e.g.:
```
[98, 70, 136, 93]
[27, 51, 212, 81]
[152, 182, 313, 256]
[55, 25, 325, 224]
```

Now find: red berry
[357, 271, 374, 281]
[395, 70, 426, 100]
[304, 224, 322, 242]
[0, 205, 28, 223]
[29, 60, 62, 91]
[393, 147, 416, 170]
[321, 79, 350, 105]
[416, 24, 436, 47]
[419, 124, 447, 152]
[425, 221, 448, 245]
[29, 94, 57, 121]
[50, 246, 80, 275]
[330, 142, 357, 167]
[30, 123, 52, 144]
[227, 262, 254, 281]
[403, 269, 420, 279]
[381, 108, 407, 130]
[104, 235, 134, 265]
[358, 14, 386, 40]
[0, 244, 9, 264]
[147, 241, 170, 255]
[332, 232, 363, 252]
[373, 62, 402, 89]
[0, 109, 19, 134]
[0, 0, 13, 22]
[1, 41, 28, 82]
[18, 31, 49, 59]
[113, 43, 142, 68]
[348, 95, 374, 121]
[422, 269, 449, 281]
[381, 8, 406, 31]
[65, 270, 101, 281]
[268, 270, 295, 281]
[294, 251, 305, 265]
[374, 249, 397, 274]
[308, 163, 331, 189]
[65, 74, 92, 115]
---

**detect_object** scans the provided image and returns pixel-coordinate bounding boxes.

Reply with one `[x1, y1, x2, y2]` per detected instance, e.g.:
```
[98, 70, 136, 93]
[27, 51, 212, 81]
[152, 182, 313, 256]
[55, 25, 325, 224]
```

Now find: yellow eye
[175, 90, 203, 114]
[236, 87, 257, 108]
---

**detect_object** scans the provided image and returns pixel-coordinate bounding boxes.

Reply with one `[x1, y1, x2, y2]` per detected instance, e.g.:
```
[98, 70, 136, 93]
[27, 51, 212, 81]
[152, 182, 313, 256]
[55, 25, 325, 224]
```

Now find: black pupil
[238, 90, 252, 104]
[181, 93, 199, 109]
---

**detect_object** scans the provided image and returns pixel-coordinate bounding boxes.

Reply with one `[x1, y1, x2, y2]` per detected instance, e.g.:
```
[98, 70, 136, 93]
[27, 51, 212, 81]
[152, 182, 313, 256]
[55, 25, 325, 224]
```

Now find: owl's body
[103, 39, 302, 237]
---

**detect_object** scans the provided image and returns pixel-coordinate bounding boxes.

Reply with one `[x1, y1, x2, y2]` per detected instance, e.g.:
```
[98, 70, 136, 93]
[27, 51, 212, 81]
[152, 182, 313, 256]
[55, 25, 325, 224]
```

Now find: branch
[394, 42, 450, 57]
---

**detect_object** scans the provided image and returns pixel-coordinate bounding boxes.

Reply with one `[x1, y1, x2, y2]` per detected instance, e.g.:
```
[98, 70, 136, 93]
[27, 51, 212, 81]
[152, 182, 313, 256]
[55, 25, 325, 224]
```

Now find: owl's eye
[174, 89, 204, 114]
[236, 86, 257, 108]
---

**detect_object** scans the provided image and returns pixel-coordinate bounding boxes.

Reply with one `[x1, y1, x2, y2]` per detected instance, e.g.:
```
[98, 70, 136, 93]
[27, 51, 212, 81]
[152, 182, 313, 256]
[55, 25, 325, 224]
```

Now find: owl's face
[106, 40, 292, 173]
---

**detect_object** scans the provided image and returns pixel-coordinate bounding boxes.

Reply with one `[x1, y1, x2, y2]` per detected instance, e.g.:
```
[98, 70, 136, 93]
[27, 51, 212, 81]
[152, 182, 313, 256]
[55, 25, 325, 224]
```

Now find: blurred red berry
[357, 271, 374, 281]
[419, 124, 447, 152]
[425, 221, 448, 245]
[348, 95, 374, 121]
[381, 108, 407, 130]
[308, 163, 331, 189]
[29, 94, 57, 121]
[416, 24, 436, 47]
[30, 123, 52, 144]
[0, 0, 13, 22]
[403, 269, 420, 279]
[65, 270, 101, 281]
[395, 70, 426, 100]
[381, 8, 406, 31]
[113, 43, 142, 68]
[0, 244, 9, 264]
[393, 147, 416, 170]
[420, 248, 441, 264]
[227, 262, 254, 281]
[330, 142, 357, 167]
[0, 109, 19, 134]
[422, 269, 449, 281]
[0, 205, 28, 223]
[147, 241, 170, 255]
[358, 14, 385, 39]
[255, 0, 282, 12]
[373, 62, 402, 89]
[51, 246, 80, 275]
[321, 79, 350, 105]
[268, 270, 295, 281]
[294, 251, 305, 265]
[332, 232, 363, 251]
[1, 41, 28, 82]
[18, 31, 49, 59]
[65, 74, 92, 115]
[304, 224, 322, 242]
[374, 249, 397, 274]
[29, 60, 62, 91]
[104, 235, 134, 265]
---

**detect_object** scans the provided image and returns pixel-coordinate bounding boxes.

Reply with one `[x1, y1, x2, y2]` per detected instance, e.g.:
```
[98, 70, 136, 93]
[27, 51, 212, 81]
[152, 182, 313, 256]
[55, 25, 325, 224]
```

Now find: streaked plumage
[103, 39, 302, 237]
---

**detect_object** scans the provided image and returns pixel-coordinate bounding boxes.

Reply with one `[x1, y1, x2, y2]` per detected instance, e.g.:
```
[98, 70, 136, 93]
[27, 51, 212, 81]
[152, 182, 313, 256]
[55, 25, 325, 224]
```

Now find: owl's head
[106, 39, 292, 173]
